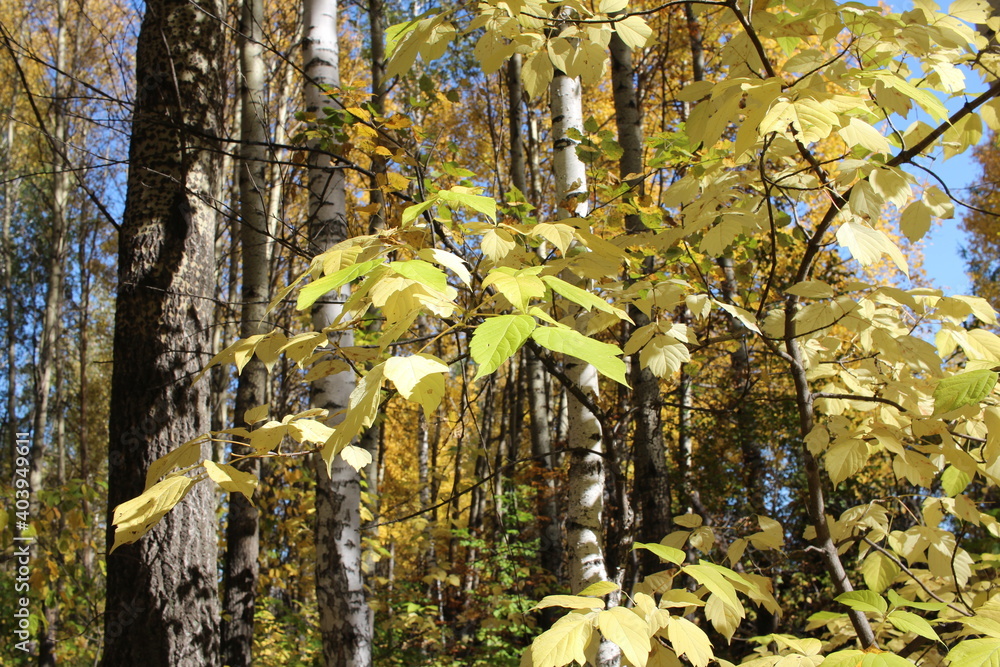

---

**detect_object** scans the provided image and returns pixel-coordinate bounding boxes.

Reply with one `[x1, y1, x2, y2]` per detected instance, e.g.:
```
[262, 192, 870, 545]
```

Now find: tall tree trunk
[550, 57, 620, 666]
[367, 0, 387, 232]
[610, 28, 671, 577]
[303, 0, 372, 663]
[222, 0, 270, 662]
[102, 1, 224, 664]
[2, 111, 16, 474]
[77, 219, 95, 578]
[29, 0, 71, 516]
[510, 53, 562, 587]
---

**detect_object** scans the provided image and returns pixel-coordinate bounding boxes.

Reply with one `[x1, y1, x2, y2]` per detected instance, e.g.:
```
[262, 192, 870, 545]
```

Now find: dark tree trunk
[102, 1, 223, 664]
[221, 0, 270, 662]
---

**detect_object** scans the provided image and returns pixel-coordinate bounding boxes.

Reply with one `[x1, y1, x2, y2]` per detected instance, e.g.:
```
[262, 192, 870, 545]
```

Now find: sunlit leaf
[203, 460, 258, 504]
[531, 326, 628, 386]
[470, 315, 536, 381]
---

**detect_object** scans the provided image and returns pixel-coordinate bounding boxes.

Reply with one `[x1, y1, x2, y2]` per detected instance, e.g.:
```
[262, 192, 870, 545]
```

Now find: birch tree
[303, 0, 372, 663]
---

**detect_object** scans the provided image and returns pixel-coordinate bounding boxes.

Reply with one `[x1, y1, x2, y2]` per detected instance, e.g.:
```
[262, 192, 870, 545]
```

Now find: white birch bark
[303, 0, 372, 663]
[28, 0, 71, 511]
[551, 63, 620, 666]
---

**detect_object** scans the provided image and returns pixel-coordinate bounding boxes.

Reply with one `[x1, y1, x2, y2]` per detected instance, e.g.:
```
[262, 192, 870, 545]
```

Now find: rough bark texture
[102, 1, 223, 665]
[221, 0, 269, 662]
[304, 0, 373, 664]
[509, 53, 562, 584]
[610, 29, 671, 577]
[367, 0, 387, 232]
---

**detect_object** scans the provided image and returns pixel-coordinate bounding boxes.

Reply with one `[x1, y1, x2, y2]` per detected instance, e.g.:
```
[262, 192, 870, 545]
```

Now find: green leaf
[934, 370, 998, 415]
[633, 542, 686, 565]
[862, 552, 899, 593]
[530, 326, 629, 386]
[483, 269, 546, 312]
[438, 188, 497, 222]
[401, 197, 437, 226]
[886, 589, 947, 612]
[941, 465, 971, 496]
[835, 590, 887, 615]
[297, 258, 383, 311]
[947, 638, 1000, 666]
[887, 609, 940, 641]
[541, 275, 632, 322]
[389, 260, 449, 293]
[597, 607, 650, 667]
[470, 315, 536, 381]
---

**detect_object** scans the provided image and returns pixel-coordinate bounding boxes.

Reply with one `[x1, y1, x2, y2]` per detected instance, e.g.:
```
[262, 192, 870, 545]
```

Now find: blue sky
[887, 0, 979, 294]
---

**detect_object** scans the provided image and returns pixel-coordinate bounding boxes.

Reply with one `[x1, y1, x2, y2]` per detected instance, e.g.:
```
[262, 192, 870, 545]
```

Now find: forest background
[6, 0, 1000, 665]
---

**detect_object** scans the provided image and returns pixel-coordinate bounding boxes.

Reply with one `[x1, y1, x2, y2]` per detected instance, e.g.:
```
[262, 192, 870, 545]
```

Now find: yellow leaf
[613, 15, 652, 50]
[111, 475, 196, 552]
[244, 404, 269, 425]
[254, 332, 288, 373]
[639, 336, 690, 378]
[836, 220, 908, 275]
[248, 421, 289, 453]
[418, 247, 472, 286]
[705, 594, 741, 641]
[145, 438, 203, 491]
[386, 172, 410, 191]
[673, 513, 702, 528]
[340, 445, 373, 471]
[384, 353, 449, 416]
[531, 611, 596, 667]
[666, 616, 713, 667]
[522, 50, 554, 100]
[321, 363, 386, 466]
[204, 460, 258, 504]
[287, 418, 335, 445]
[838, 117, 890, 154]
[532, 595, 606, 611]
[532, 222, 576, 256]
[825, 438, 868, 486]
[597, 607, 650, 666]
[481, 228, 517, 264]
[759, 98, 838, 144]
